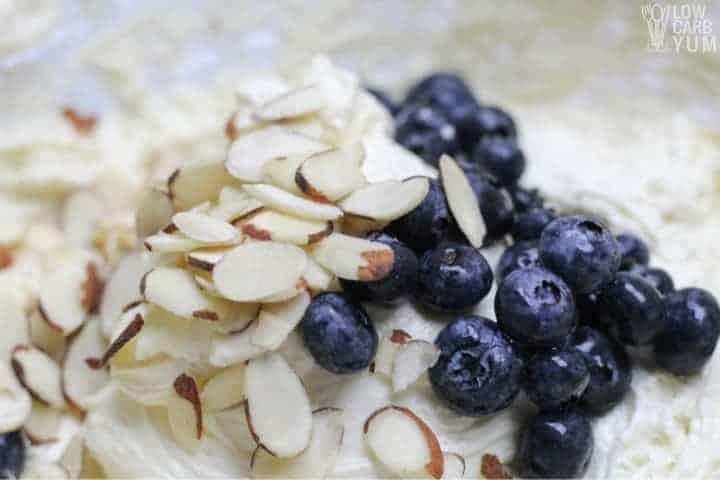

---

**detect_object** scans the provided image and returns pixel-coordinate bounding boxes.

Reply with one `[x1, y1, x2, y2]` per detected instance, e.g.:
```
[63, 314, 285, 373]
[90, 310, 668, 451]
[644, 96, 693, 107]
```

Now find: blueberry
[429, 315, 523, 416]
[470, 136, 525, 186]
[654, 288, 720, 375]
[628, 265, 674, 296]
[616, 233, 650, 270]
[0, 430, 25, 479]
[495, 267, 577, 348]
[464, 171, 515, 241]
[601, 272, 665, 346]
[405, 73, 479, 135]
[518, 410, 594, 478]
[576, 291, 612, 331]
[340, 232, 418, 304]
[301, 293, 378, 374]
[395, 103, 461, 166]
[458, 105, 518, 153]
[539, 215, 621, 295]
[511, 208, 557, 242]
[386, 179, 456, 253]
[496, 240, 542, 282]
[415, 242, 493, 312]
[570, 326, 632, 415]
[509, 185, 544, 213]
[523, 349, 590, 411]
[365, 87, 398, 115]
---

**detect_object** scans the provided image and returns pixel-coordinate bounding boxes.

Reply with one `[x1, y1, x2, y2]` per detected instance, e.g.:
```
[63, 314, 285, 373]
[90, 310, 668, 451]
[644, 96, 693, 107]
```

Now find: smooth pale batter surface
[2, 1, 720, 478]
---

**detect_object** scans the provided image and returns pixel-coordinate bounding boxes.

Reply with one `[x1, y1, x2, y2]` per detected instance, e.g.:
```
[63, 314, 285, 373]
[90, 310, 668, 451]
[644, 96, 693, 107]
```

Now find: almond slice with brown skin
[210, 186, 264, 223]
[391, 340, 440, 393]
[0, 362, 32, 433]
[171, 212, 240, 244]
[186, 247, 232, 272]
[362, 132, 437, 183]
[133, 307, 213, 365]
[262, 155, 307, 195]
[251, 290, 310, 350]
[167, 373, 203, 451]
[481, 453, 511, 479]
[143, 232, 205, 253]
[364, 405, 444, 479]
[238, 209, 333, 245]
[24, 400, 60, 444]
[212, 302, 259, 335]
[295, 144, 365, 202]
[209, 323, 269, 368]
[86, 311, 144, 370]
[135, 187, 174, 239]
[245, 352, 312, 457]
[439, 155, 486, 248]
[63, 318, 111, 411]
[39, 261, 96, 336]
[302, 256, 334, 292]
[205, 403, 256, 454]
[11, 345, 66, 409]
[200, 364, 246, 412]
[168, 159, 239, 211]
[442, 453, 466, 479]
[255, 84, 326, 121]
[242, 184, 343, 221]
[0, 300, 29, 359]
[28, 309, 66, 363]
[338, 177, 429, 222]
[310, 233, 394, 281]
[372, 329, 412, 378]
[112, 357, 186, 406]
[99, 252, 150, 339]
[341, 214, 390, 236]
[212, 242, 307, 302]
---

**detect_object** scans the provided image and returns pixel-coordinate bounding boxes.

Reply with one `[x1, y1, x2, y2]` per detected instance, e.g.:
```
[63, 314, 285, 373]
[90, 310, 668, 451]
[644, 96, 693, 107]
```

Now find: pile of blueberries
[300, 74, 720, 478]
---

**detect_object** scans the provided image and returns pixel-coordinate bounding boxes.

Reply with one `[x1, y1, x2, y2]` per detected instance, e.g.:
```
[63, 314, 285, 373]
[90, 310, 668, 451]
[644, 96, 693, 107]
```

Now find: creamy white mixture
[2, 1, 720, 478]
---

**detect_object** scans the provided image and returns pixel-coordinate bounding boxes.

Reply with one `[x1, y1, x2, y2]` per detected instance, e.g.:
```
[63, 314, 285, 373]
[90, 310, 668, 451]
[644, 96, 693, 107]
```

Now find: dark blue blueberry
[518, 409, 594, 478]
[496, 240, 542, 282]
[340, 232, 418, 304]
[470, 136, 525, 186]
[601, 272, 665, 346]
[616, 233, 650, 270]
[386, 179, 456, 253]
[429, 315, 523, 416]
[629, 265, 675, 296]
[395, 103, 461, 166]
[576, 291, 612, 331]
[405, 73, 475, 105]
[570, 326, 632, 415]
[301, 293, 378, 374]
[523, 349, 590, 411]
[509, 185, 544, 213]
[495, 267, 577, 348]
[654, 288, 720, 375]
[511, 208, 557, 242]
[0, 430, 25, 479]
[365, 87, 398, 115]
[414, 242, 493, 312]
[539, 215, 621, 295]
[458, 105, 518, 153]
[464, 171, 515, 241]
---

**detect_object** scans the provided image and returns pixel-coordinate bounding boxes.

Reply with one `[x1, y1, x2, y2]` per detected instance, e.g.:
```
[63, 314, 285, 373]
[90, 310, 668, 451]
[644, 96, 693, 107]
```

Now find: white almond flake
[39, 261, 94, 336]
[112, 357, 186, 406]
[172, 212, 240, 244]
[133, 307, 213, 365]
[0, 299, 29, 359]
[252, 291, 310, 350]
[262, 155, 307, 195]
[194, 274, 223, 298]
[225, 106, 257, 140]
[440, 155, 486, 248]
[364, 406, 444, 479]
[206, 404, 257, 454]
[135, 188, 174, 240]
[167, 373, 203, 451]
[302, 256, 334, 292]
[62, 191, 105, 247]
[99, 252, 150, 338]
[339, 177, 429, 221]
[210, 186, 264, 222]
[310, 233, 394, 281]
[238, 209, 333, 245]
[11, 344, 66, 409]
[295, 144, 365, 202]
[212, 302, 259, 335]
[242, 183, 343, 221]
[168, 159, 239, 212]
[391, 340, 440, 393]
[28, 309, 66, 363]
[251, 408, 344, 478]
[342, 214, 390, 236]
[24, 400, 60, 444]
[60, 432, 84, 478]
[235, 73, 290, 106]
[186, 247, 232, 272]
[245, 352, 312, 457]
[362, 133, 437, 183]
[143, 232, 204, 253]
[372, 329, 412, 378]
[0, 362, 32, 433]
[212, 242, 307, 302]
[442, 453, 466, 479]
[88, 306, 145, 370]
[226, 126, 328, 183]
[63, 318, 111, 411]
[255, 84, 326, 121]
[200, 364, 246, 412]
[23, 462, 69, 479]
[209, 323, 268, 368]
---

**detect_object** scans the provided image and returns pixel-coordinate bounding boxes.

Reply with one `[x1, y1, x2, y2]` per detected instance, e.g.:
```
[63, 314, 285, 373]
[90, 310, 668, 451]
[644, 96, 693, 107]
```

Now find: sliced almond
[212, 302, 259, 335]
[86, 312, 144, 370]
[226, 126, 328, 182]
[112, 357, 185, 406]
[339, 177, 429, 222]
[362, 133, 437, 183]
[212, 242, 307, 302]
[238, 209, 333, 245]
[186, 247, 232, 272]
[302, 257, 334, 292]
[251, 407, 344, 478]
[226, 107, 257, 140]
[168, 159, 238, 212]
[262, 155, 307, 195]
[295, 144, 365, 202]
[392, 340, 440, 393]
[39, 261, 95, 336]
[194, 274, 224, 298]
[439, 155, 486, 248]
[342, 214, 389, 236]
[255, 84, 326, 121]
[245, 352, 312, 457]
[243, 184, 343, 221]
[22, 462, 69, 479]
[133, 307, 213, 365]
[310, 233, 393, 281]
[252, 291, 310, 350]
[144, 232, 204, 253]
[62, 191, 105, 247]
[24, 400, 60, 444]
[11, 344, 66, 409]
[63, 319, 111, 410]
[442, 453, 466, 479]
[209, 324, 268, 368]
[0, 299, 29, 359]
[481, 453, 511, 479]
[0, 362, 32, 433]
[99, 252, 149, 339]
[235, 73, 291, 106]
[206, 403, 256, 454]
[167, 373, 203, 451]
[135, 188, 174, 239]
[171, 212, 240, 244]
[364, 406, 444, 479]
[200, 364, 246, 412]
[372, 329, 412, 378]
[28, 309, 66, 363]
[59, 432, 84, 478]
[210, 186, 264, 222]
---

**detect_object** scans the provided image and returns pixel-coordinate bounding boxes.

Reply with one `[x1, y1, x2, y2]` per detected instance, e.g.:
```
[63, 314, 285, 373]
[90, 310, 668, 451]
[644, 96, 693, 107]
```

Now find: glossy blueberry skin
[429, 315, 523, 416]
[654, 288, 720, 375]
[629, 265, 675, 296]
[386, 179, 456, 253]
[470, 136, 525, 186]
[523, 349, 590, 411]
[601, 272, 665, 346]
[616, 233, 650, 270]
[365, 87, 398, 115]
[340, 232, 418, 304]
[459, 105, 518, 153]
[509, 185, 544, 213]
[301, 293, 378, 374]
[495, 267, 577, 348]
[395, 103, 461, 166]
[518, 409, 594, 478]
[415, 242, 493, 312]
[576, 291, 612, 331]
[0, 430, 25, 479]
[539, 215, 621, 295]
[511, 208, 557, 242]
[570, 326, 632, 415]
[464, 171, 515, 241]
[496, 240, 542, 282]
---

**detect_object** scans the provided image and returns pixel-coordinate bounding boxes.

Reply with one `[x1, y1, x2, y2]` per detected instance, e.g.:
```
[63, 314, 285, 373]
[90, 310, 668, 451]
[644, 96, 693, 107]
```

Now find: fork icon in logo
[642, 2, 672, 52]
